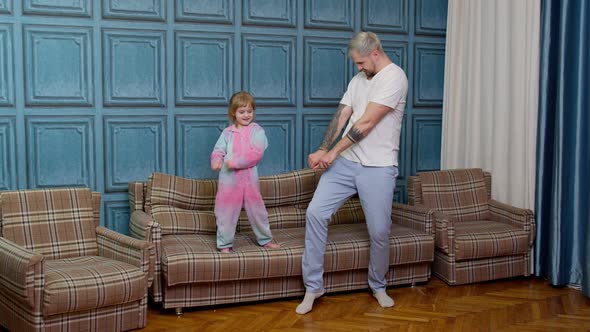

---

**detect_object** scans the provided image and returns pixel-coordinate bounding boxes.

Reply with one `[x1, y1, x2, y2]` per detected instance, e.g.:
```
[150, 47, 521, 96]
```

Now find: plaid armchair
[407, 169, 535, 285]
[0, 188, 155, 332]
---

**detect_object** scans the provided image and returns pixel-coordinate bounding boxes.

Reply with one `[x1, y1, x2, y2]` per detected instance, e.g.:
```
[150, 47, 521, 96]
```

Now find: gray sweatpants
[302, 156, 398, 293]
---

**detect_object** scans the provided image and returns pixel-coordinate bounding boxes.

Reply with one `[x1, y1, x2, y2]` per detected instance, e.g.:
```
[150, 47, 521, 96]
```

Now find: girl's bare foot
[219, 248, 232, 253]
[263, 242, 280, 249]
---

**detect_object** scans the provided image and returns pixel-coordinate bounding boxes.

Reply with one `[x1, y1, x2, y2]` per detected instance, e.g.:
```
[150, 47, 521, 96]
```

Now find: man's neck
[374, 56, 392, 74]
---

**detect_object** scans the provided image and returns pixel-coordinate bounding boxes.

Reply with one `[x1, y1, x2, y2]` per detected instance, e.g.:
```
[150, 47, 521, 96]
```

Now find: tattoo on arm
[318, 104, 346, 150]
[346, 125, 365, 144]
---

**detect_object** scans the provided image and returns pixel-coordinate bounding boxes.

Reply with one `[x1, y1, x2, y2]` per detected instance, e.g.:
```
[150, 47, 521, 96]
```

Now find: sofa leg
[411, 282, 417, 287]
[175, 307, 183, 316]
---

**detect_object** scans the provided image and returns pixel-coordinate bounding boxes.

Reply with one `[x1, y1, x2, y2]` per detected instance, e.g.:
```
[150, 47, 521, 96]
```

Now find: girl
[211, 91, 280, 253]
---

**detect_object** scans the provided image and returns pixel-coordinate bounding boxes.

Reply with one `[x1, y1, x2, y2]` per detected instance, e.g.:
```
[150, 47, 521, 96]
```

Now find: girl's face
[234, 105, 254, 127]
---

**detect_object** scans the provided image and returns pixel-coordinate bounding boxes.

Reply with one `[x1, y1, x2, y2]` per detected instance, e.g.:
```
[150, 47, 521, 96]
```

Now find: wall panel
[2, 0, 447, 228]
[0, 117, 15, 190]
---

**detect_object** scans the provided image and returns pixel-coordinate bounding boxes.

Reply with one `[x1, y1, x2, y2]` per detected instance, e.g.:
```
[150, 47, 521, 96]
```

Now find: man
[296, 31, 408, 315]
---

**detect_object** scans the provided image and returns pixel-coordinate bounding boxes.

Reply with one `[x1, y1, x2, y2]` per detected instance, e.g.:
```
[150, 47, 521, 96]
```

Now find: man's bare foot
[263, 242, 280, 249]
[219, 248, 232, 253]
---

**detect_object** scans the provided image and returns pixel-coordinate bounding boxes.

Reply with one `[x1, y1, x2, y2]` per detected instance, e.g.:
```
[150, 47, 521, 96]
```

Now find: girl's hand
[211, 160, 223, 171]
[225, 160, 234, 170]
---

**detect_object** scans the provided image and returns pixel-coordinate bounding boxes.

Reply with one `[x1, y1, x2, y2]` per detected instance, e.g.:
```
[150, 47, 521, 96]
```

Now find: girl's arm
[227, 126, 267, 170]
[211, 131, 227, 170]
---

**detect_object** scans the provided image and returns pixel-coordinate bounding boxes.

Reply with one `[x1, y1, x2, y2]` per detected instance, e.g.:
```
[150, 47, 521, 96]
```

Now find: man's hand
[316, 150, 338, 169]
[308, 149, 327, 168]
[211, 160, 223, 171]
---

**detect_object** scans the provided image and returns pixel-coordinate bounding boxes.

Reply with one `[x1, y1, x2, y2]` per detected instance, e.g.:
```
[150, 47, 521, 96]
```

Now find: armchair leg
[175, 307, 183, 316]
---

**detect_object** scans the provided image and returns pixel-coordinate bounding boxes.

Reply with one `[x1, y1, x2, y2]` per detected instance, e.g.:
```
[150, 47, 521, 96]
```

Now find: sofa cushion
[149, 172, 217, 212]
[0, 188, 98, 259]
[258, 169, 319, 207]
[147, 169, 321, 233]
[453, 220, 530, 261]
[237, 197, 366, 232]
[418, 168, 490, 222]
[237, 205, 306, 231]
[43, 256, 147, 315]
[152, 205, 216, 235]
[160, 223, 434, 285]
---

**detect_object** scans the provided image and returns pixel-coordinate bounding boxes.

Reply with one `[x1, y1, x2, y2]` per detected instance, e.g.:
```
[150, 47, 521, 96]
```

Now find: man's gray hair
[348, 31, 383, 56]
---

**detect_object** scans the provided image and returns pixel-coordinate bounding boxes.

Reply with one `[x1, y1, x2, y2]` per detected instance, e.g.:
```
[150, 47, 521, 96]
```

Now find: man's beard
[363, 69, 375, 78]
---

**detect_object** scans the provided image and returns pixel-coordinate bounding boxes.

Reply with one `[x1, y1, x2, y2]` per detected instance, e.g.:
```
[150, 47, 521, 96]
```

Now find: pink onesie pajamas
[211, 122, 273, 249]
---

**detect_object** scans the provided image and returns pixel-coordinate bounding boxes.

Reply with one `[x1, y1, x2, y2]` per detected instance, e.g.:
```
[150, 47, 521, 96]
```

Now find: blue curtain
[535, 0, 590, 297]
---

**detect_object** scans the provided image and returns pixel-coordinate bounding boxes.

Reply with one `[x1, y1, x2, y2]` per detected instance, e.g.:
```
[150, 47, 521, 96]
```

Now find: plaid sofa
[0, 188, 155, 332]
[407, 168, 535, 285]
[128, 169, 436, 312]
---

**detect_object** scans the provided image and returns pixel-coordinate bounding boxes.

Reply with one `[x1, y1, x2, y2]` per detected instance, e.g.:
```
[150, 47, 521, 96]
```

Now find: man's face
[350, 49, 376, 78]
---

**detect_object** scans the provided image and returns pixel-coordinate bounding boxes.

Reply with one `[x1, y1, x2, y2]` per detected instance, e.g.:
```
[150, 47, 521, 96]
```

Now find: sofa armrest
[391, 203, 435, 235]
[489, 199, 536, 246]
[96, 227, 155, 287]
[0, 237, 44, 308]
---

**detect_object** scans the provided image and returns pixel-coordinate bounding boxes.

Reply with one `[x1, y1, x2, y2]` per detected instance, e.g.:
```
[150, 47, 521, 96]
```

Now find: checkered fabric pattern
[43, 256, 147, 315]
[418, 168, 490, 222]
[1, 188, 98, 259]
[407, 169, 535, 285]
[96, 226, 155, 286]
[129, 210, 163, 302]
[128, 181, 146, 214]
[237, 197, 366, 232]
[161, 223, 433, 286]
[258, 168, 320, 207]
[152, 205, 217, 235]
[161, 262, 432, 309]
[0, 188, 154, 332]
[407, 171, 492, 206]
[129, 169, 436, 309]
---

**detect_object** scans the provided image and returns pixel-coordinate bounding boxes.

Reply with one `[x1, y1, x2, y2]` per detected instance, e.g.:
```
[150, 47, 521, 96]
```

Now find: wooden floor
[141, 277, 590, 331]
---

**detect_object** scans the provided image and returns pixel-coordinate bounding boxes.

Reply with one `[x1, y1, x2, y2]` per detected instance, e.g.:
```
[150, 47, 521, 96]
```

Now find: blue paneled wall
[0, 0, 447, 234]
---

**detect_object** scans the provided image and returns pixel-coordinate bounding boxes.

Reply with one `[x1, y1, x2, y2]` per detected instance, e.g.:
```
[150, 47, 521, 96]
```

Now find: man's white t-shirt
[340, 63, 408, 167]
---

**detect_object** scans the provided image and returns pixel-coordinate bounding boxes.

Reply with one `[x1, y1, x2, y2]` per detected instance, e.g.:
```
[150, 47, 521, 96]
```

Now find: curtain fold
[441, 0, 540, 210]
[535, 0, 590, 297]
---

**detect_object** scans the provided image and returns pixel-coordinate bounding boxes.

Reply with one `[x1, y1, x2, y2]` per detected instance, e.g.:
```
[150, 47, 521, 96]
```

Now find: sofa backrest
[416, 168, 490, 222]
[0, 188, 99, 259]
[143, 169, 323, 234]
[146, 169, 321, 212]
[258, 169, 319, 207]
[138, 169, 369, 234]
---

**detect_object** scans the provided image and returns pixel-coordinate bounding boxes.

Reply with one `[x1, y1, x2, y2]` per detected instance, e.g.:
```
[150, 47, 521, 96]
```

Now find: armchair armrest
[489, 199, 536, 246]
[0, 237, 44, 308]
[96, 227, 155, 286]
[432, 211, 456, 253]
[391, 203, 435, 235]
[128, 210, 162, 299]
[128, 181, 145, 214]
[129, 210, 161, 243]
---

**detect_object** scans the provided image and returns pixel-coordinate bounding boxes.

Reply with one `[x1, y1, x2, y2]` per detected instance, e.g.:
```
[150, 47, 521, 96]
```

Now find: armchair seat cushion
[161, 223, 434, 286]
[453, 221, 530, 261]
[44, 256, 147, 316]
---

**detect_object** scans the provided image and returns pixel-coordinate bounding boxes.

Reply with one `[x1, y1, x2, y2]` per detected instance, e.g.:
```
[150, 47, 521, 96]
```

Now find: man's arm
[317, 102, 392, 168]
[318, 104, 353, 150]
[308, 104, 352, 168]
